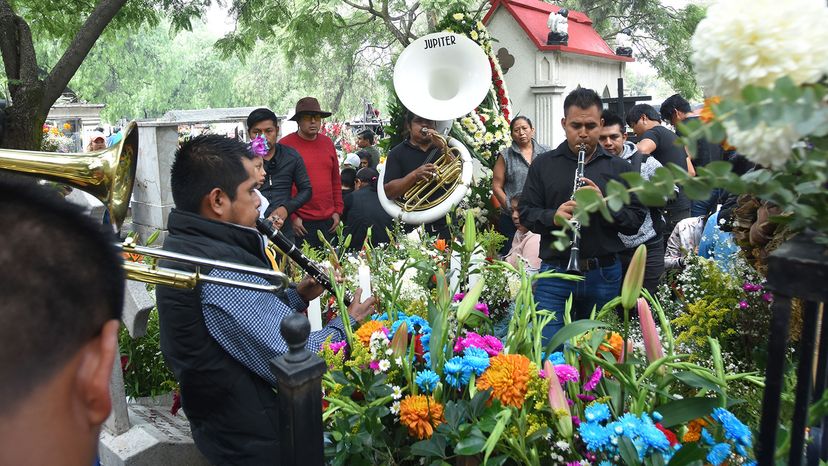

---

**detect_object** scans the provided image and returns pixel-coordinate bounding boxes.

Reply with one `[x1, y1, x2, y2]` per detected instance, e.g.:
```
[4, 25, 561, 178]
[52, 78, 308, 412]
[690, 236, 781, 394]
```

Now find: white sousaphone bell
[377, 32, 492, 225]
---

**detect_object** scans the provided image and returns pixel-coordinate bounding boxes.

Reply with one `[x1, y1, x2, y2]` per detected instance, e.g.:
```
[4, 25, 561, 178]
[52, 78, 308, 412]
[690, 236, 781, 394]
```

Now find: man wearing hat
[280, 97, 344, 250]
[356, 129, 380, 169]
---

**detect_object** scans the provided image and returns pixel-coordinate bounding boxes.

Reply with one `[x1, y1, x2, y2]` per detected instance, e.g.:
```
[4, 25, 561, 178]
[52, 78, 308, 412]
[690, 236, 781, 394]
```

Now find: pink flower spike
[637, 298, 664, 364]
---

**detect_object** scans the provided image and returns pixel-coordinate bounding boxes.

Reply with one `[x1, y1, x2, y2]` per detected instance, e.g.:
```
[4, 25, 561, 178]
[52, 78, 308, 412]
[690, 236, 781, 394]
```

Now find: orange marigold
[434, 239, 447, 252]
[699, 97, 721, 123]
[355, 320, 385, 346]
[476, 353, 531, 408]
[599, 332, 624, 360]
[682, 418, 708, 442]
[399, 395, 444, 439]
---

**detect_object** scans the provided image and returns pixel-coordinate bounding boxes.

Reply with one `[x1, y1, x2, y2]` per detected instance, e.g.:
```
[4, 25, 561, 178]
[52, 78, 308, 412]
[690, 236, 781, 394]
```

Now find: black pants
[295, 217, 335, 251]
[619, 234, 665, 297]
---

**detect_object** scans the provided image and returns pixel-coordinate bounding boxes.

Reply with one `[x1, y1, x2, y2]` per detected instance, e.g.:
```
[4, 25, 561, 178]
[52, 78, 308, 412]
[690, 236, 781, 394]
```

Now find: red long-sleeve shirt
[281, 132, 343, 221]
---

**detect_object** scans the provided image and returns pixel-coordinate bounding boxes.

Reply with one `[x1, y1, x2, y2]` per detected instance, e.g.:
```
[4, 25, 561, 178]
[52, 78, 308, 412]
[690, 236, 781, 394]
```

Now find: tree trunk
[329, 57, 357, 116]
[0, 0, 127, 150]
[3, 81, 47, 150]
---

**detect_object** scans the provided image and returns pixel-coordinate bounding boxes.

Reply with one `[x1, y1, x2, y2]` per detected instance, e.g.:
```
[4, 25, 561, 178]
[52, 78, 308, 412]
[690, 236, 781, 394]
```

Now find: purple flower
[329, 341, 347, 355]
[762, 292, 773, 302]
[369, 360, 380, 371]
[571, 416, 581, 427]
[577, 394, 596, 402]
[584, 367, 603, 391]
[249, 135, 269, 156]
[474, 302, 490, 316]
[554, 364, 580, 384]
[453, 293, 465, 302]
[739, 300, 749, 309]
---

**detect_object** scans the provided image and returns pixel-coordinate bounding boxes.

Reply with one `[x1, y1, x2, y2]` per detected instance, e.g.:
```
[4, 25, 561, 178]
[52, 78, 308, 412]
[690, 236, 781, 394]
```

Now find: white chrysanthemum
[390, 400, 401, 416]
[691, 0, 828, 100]
[483, 132, 494, 144]
[391, 385, 403, 400]
[723, 120, 801, 168]
[453, 13, 464, 20]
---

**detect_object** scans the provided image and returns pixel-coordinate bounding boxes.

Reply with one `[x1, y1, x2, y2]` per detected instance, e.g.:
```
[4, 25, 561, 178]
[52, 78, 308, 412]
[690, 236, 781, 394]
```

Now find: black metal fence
[758, 232, 827, 465]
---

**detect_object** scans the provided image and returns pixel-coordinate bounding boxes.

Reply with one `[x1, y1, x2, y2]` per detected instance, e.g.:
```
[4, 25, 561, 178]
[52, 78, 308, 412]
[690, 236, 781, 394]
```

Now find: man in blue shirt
[156, 135, 374, 464]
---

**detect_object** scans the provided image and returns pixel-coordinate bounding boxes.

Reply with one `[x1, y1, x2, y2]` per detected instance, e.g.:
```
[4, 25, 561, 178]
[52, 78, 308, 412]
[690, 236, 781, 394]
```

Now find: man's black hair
[601, 110, 626, 133]
[0, 180, 124, 415]
[563, 88, 603, 116]
[358, 129, 375, 145]
[170, 134, 254, 213]
[626, 104, 662, 127]
[246, 108, 279, 130]
[510, 191, 522, 204]
[357, 150, 371, 161]
[659, 94, 691, 123]
[509, 115, 533, 131]
[340, 167, 356, 189]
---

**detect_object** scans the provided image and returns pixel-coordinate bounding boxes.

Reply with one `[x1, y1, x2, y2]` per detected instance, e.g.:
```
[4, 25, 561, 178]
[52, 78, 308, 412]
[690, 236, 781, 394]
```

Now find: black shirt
[642, 125, 688, 171]
[676, 116, 723, 168]
[260, 143, 312, 218]
[519, 141, 647, 262]
[342, 186, 394, 250]
[383, 139, 448, 234]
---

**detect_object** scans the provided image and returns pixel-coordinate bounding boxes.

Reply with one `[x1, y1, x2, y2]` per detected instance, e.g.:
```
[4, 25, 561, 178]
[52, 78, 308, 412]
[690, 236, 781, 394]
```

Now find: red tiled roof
[482, 0, 633, 62]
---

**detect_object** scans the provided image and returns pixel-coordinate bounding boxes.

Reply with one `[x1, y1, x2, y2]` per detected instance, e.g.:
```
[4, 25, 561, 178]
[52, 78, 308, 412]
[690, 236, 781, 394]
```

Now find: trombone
[0, 121, 289, 293]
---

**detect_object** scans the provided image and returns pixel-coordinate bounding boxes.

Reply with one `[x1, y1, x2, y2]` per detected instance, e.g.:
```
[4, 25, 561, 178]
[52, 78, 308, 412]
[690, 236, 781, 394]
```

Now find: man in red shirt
[280, 97, 344, 250]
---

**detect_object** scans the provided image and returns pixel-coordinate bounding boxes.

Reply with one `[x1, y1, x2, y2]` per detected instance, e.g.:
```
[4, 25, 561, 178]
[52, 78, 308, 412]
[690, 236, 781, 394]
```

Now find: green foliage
[560, 0, 705, 98]
[118, 308, 177, 398]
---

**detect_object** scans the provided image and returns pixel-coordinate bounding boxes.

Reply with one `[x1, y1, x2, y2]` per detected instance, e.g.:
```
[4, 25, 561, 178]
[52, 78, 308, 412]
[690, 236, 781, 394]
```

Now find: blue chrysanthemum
[579, 421, 612, 451]
[444, 356, 470, 388]
[706, 442, 731, 466]
[598, 461, 613, 466]
[712, 408, 753, 447]
[735, 444, 749, 457]
[615, 413, 641, 437]
[637, 418, 670, 451]
[701, 427, 715, 446]
[415, 369, 440, 393]
[543, 351, 566, 365]
[462, 347, 490, 376]
[584, 403, 611, 423]
[422, 352, 431, 368]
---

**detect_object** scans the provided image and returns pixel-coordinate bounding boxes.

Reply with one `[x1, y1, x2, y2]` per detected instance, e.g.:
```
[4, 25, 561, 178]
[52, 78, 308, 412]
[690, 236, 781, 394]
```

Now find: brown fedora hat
[289, 96, 332, 121]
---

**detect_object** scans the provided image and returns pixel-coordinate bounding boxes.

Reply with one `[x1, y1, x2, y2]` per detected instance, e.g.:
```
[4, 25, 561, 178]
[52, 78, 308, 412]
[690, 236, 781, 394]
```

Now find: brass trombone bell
[0, 121, 138, 231]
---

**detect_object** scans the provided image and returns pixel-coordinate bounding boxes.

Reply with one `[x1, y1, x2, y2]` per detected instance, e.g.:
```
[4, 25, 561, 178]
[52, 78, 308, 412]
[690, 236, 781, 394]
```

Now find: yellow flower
[452, 13, 464, 21]
[355, 320, 384, 346]
[476, 21, 485, 30]
[476, 354, 532, 408]
[399, 395, 444, 439]
[62, 123, 71, 130]
[483, 133, 494, 144]
[470, 30, 479, 40]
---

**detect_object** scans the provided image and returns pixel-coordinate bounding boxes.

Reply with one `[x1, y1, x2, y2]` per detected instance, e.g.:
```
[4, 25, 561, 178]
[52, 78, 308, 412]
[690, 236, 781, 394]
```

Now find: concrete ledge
[99, 405, 209, 466]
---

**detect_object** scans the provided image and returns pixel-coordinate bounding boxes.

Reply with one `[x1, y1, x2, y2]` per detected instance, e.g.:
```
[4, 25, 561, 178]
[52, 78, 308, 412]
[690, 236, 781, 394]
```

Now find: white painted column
[131, 122, 179, 243]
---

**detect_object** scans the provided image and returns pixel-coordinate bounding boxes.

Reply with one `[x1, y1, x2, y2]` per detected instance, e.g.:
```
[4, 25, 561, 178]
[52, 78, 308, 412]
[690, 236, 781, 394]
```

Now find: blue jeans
[534, 259, 622, 343]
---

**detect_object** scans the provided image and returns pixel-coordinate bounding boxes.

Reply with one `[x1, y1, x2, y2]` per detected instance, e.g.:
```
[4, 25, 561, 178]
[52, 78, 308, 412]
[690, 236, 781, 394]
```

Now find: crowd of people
[0, 89, 749, 464]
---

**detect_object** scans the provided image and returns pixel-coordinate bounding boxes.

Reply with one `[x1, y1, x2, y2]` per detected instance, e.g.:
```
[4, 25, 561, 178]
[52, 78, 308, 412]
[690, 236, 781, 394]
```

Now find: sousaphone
[378, 32, 492, 225]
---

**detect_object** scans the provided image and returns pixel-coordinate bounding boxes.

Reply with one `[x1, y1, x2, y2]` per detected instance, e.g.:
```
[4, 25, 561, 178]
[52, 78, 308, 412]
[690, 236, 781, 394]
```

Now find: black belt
[545, 254, 617, 272]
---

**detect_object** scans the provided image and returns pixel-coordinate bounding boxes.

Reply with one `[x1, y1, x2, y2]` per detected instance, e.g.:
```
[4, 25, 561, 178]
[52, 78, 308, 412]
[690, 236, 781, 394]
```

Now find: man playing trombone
[519, 88, 646, 343]
[157, 135, 375, 464]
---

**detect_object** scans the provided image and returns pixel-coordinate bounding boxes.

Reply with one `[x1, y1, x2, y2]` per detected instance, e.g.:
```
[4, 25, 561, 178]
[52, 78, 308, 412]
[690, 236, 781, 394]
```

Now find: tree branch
[0, 0, 20, 81]
[42, 0, 129, 114]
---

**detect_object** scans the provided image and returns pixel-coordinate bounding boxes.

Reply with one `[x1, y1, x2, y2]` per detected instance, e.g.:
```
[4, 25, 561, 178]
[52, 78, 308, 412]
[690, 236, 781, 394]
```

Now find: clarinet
[565, 143, 587, 274]
[256, 218, 353, 306]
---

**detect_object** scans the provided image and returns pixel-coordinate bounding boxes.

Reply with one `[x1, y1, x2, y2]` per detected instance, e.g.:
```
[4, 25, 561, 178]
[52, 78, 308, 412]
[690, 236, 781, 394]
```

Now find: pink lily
[637, 298, 664, 364]
[544, 360, 573, 438]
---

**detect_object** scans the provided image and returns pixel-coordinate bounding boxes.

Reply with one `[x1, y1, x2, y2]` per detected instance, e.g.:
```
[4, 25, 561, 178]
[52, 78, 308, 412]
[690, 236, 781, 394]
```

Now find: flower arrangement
[437, 8, 513, 168]
[41, 124, 75, 153]
[320, 216, 760, 464]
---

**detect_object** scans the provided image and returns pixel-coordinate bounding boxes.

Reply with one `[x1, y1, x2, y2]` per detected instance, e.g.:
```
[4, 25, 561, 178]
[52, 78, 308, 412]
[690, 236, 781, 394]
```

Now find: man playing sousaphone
[383, 110, 452, 239]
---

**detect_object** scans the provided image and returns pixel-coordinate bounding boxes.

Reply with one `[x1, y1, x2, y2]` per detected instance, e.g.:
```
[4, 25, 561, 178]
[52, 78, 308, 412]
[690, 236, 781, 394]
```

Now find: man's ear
[202, 188, 225, 219]
[560, 117, 566, 130]
[75, 319, 120, 427]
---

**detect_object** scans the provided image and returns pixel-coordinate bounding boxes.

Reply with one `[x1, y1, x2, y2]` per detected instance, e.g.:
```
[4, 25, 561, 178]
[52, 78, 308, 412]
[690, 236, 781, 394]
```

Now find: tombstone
[98, 279, 209, 465]
[130, 122, 179, 245]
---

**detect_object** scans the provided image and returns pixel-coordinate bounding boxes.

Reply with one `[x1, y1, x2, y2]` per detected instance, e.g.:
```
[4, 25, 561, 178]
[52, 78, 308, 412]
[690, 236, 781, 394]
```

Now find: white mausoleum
[483, 0, 633, 147]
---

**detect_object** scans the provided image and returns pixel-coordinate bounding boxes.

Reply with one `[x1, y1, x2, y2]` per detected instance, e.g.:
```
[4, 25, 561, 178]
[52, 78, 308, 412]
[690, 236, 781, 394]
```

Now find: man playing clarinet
[156, 134, 374, 464]
[519, 88, 646, 342]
